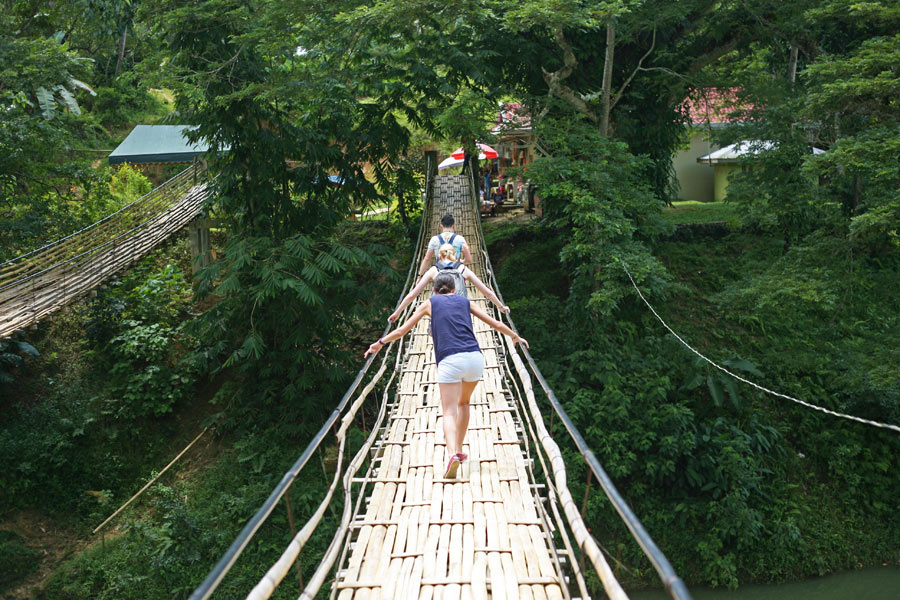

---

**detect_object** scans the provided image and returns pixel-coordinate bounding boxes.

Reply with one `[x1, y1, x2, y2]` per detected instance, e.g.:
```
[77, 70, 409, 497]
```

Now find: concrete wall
[714, 164, 741, 202]
[672, 130, 718, 202]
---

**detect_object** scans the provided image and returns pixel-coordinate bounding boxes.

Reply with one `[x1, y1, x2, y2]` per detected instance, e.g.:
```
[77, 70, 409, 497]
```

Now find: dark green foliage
[4, 0, 900, 596]
[522, 110, 671, 315]
[720, 99, 834, 248]
[0, 242, 199, 520]
[38, 429, 353, 600]
[151, 0, 431, 436]
[491, 223, 900, 590]
[660, 202, 741, 228]
[483, 221, 569, 298]
[82, 73, 160, 129]
[0, 338, 40, 385]
[0, 530, 40, 591]
[713, 8, 900, 256]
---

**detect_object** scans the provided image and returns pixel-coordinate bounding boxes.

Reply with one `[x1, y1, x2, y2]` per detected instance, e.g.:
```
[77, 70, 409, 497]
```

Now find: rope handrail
[0, 165, 199, 269]
[622, 264, 900, 435]
[465, 167, 631, 598]
[297, 333, 406, 600]
[247, 338, 403, 599]
[466, 170, 691, 600]
[497, 340, 592, 600]
[187, 156, 432, 600]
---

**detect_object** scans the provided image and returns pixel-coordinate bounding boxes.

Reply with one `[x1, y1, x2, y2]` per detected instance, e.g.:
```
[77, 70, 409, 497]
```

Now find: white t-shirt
[428, 231, 467, 260]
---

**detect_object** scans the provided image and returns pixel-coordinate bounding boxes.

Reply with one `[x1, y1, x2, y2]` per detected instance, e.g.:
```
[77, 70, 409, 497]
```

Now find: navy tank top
[429, 293, 481, 365]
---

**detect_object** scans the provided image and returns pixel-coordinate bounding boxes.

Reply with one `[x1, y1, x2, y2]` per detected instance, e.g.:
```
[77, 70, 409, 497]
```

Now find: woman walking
[365, 273, 528, 479]
[388, 243, 509, 323]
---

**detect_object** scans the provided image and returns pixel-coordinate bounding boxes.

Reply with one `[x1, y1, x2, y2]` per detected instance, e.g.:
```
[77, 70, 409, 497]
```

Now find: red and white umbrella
[450, 143, 498, 160]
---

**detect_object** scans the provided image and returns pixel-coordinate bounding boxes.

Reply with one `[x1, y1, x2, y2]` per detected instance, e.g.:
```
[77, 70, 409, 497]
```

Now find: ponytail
[433, 273, 456, 295]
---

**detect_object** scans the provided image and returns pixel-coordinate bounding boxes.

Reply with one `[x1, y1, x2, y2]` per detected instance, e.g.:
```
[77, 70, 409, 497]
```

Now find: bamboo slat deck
[204, 168, 633, 600]
[0, 167, 210, 338]
[331, 175, 571, 600]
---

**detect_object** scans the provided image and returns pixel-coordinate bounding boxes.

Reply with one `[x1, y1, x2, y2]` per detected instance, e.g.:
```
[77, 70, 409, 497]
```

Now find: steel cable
[622, 265, 900, 435]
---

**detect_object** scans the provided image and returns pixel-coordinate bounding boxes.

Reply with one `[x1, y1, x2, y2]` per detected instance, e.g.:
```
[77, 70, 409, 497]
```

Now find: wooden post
[188, 217, 214, 274]
[425, 150, 438, 177]
[468, 155, 480, 191]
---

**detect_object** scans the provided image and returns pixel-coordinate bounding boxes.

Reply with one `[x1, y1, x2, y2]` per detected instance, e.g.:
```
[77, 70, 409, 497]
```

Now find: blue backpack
[435, 233, 462, 261]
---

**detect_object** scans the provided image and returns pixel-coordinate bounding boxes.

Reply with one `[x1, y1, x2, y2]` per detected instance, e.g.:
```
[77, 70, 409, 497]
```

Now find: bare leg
[439, 382, 462, 457]
[457, 380, 479, 456]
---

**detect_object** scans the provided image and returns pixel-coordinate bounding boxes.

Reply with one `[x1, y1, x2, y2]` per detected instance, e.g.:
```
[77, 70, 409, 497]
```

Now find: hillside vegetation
[2, 0, 898, 597]
[487, 216, 900, 588]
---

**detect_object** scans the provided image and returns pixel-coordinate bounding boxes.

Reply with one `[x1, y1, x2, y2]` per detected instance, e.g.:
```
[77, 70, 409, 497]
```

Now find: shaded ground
[480, 204, 535, 233]
[1, 511, 84, 600]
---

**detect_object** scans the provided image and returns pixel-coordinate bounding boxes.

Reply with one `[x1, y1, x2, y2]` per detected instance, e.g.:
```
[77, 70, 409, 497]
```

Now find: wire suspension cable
[0, 181, 209, 291]
[622, 265, 900, 435]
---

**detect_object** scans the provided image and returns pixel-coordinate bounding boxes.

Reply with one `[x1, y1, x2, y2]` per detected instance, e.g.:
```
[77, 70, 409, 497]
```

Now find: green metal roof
[108, 125, 212, 165]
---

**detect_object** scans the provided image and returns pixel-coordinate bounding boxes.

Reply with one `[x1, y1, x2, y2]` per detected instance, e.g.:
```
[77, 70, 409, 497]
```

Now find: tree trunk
[395, 192, 409, 230]
[787, 42, 799, 83]
[114, 29, 128, 77]
[541, 27, 600, 124]
[600, 20, 616, 137]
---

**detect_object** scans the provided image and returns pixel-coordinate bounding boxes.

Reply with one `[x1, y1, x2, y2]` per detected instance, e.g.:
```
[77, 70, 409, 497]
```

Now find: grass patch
[0, 531, 40, 592]
[662, 201, 740, 227]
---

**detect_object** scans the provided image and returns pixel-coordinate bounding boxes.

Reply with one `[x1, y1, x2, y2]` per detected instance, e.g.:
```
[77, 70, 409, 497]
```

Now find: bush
[0, 530, 40, 591]
[108, 164, 152, 205]
[83, 74, 158, 129]
[0, 248, 200, 518]
[488, 219, 900, 589]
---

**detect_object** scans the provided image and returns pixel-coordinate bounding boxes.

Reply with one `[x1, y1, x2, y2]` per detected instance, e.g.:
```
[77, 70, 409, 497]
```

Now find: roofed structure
[698, 141, 824, 164]
[108, 125, 215, 166]
[682, 88, 749, 127]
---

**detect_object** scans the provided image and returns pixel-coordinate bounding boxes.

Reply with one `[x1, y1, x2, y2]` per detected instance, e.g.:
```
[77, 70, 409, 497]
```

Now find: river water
[630, 566, 900, 600]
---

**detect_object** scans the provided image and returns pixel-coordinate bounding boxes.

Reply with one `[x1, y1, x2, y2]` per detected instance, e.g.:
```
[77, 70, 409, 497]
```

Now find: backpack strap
[446, 233, 457, 246]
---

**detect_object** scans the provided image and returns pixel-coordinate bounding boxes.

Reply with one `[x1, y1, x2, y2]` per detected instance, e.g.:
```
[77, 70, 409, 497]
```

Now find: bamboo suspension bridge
[1, 157, 690, 599]
[187, 157, 690, 600]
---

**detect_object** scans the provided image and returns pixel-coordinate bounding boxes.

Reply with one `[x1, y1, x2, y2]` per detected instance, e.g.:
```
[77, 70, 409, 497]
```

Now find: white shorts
[436, 351, 484, 383]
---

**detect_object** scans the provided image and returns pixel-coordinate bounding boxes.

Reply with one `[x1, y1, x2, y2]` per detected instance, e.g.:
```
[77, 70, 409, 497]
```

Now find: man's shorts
[436, 351, 484, 383]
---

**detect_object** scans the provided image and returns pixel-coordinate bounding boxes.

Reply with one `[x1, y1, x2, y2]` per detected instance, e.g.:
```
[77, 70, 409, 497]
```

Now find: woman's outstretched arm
[469, 303, 528, 348]
[463, 270, 509, 314]
[389, 268, 435, 322]
[366, 301, 431, 358]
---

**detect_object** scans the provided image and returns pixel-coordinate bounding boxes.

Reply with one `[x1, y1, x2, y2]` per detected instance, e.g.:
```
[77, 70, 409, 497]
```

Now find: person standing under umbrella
[364, 273, 528, 479]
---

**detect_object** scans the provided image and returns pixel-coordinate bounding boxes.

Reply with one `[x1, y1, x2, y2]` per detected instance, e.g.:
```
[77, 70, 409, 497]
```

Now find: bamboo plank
[335, 575, 563, 590]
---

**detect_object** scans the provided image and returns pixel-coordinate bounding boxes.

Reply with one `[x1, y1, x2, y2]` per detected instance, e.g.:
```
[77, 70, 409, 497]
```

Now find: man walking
[418, 214, 474, 277]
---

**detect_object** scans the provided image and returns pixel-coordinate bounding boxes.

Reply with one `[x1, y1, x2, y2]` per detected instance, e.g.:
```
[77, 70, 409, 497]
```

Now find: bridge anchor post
[188, 217, 215, 274]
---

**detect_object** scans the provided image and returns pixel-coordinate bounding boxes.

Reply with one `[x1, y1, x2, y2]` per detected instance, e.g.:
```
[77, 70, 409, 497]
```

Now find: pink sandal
[456, 453, 467, 461]
[444, 454, 462, 479]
